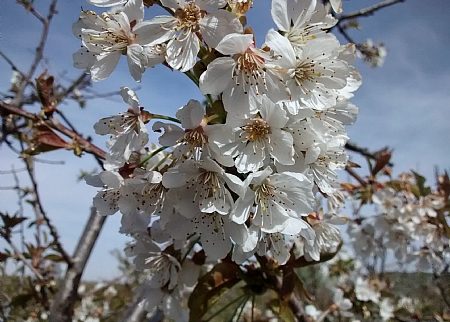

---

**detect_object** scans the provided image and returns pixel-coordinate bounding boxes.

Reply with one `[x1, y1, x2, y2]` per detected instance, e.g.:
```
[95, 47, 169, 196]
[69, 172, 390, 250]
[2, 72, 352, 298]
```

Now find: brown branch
[345, 166, 367, 186]
[0, 51, 27, 78]
[3, 234, 44, 280]
[49, 207, 107, 322]
[56, 73, 90, 104]
[345, 141, 394, 167]
[0, 101, 106, 159]
[23, 156, 73, 265]
[338, 0, 406, 22]
[14, 0, 58, 106]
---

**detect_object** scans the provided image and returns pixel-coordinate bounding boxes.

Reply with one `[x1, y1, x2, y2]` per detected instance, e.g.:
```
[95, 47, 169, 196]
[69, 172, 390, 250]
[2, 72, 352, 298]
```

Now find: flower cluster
[78, 0, 359, 318]
[348, 177, 449, 272]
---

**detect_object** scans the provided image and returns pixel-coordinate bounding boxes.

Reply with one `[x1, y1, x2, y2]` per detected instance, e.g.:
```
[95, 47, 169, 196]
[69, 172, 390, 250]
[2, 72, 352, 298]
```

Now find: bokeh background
[1, 0, 449, 279]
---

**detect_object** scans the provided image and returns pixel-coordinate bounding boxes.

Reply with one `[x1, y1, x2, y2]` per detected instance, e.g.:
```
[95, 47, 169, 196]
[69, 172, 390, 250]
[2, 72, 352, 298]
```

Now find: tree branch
[14, 0, 58, 106]
[338, 0, 406, 23]
[49, 207, 107, 322]
[23, 156, 73, 265]
[0, 101, 106, 159]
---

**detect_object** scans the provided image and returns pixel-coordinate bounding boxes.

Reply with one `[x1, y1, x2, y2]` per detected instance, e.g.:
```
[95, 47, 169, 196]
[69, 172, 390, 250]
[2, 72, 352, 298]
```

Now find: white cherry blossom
[73, 0, 164, 81]
[200, 33, 281, 116]
[134, 0, 242, 72]
[93, 87, 149, 169]
[207, 96, 294, 173]
[232, 167, 315, 234]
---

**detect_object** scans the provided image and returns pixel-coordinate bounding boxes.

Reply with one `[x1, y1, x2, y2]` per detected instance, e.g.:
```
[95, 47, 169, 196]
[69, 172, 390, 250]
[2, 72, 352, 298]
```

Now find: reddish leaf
[36, 71, 57, 116]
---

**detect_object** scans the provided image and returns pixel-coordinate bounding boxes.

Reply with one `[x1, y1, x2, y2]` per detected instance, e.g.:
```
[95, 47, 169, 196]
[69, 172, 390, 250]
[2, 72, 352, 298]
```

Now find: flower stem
[151, 113, 181, 124]
[140, 146, 168, 166]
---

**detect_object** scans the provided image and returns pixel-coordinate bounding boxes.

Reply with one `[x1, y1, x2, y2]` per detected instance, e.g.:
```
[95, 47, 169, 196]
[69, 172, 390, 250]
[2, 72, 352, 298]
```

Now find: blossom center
[242, 117, 271, 142]
[255, 182, 275, 210]
[198, 170, 221, 195]
[175, 2, 203, 32]
[183, 126, 208, 148]
[293, 61, 317, 85]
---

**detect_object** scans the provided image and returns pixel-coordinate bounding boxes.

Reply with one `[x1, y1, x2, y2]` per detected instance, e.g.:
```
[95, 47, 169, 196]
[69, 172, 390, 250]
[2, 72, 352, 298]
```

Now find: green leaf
[44, 254, 65, 262]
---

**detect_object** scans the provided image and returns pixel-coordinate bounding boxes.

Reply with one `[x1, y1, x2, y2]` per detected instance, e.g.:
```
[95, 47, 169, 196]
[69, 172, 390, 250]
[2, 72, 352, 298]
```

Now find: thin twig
[3, 234, 44, 280]
[345, 166, 367, 186]
[22, 156, 73, 265]
[0, 101, 106, 159]
[338, 0, 406, 22]
[14, 0, 58, 106]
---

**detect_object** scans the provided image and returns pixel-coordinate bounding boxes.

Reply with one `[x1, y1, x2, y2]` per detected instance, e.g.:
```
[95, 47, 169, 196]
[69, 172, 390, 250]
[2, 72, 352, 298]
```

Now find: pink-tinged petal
[269, 130, 295, 165]
[152, 121, 184, 146]
[134, 17, 176, 45]
[176, 99, 204, 129]
[199, 11, 243, 48]
[124, 0, 144, 24]
[215, 33, 253, 55]
[166, 32, 200, 72]
[87, 0, 126, 6]
[199, 57, 234, 95]
[73, 47, 96, 70]
[120, 87, 140, 108]
[127, 44, 145, 82]
[90, 52, 121, 81]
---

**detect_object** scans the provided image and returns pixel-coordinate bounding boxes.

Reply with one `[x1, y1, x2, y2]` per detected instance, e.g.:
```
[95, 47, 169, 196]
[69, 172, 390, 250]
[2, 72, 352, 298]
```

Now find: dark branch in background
[23, 156, 73, 265]
[49, 208, 107, 322]
[345, 141, 393, 167]
[14, 0, 58, 106]
[0, 101, 106, 159]
[338, 0, 406, 22]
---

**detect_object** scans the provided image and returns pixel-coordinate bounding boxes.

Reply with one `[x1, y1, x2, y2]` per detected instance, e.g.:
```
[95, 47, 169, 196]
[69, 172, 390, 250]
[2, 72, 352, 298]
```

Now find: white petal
[166, 32, 200, 72]
[152, 121, 184, 146]
[73, 48, 96, 70]
[133, 17, 176, 45]
[199, 11, 243, 48]
[199, 57, 234, 95]
[127, 44, 145, 81]
[87, 0, 126, 6]
[271, 0, 289, 31]
[90, 52, 121, 81]
[120, 87, 140, 108]
[176, 100, 204, 129]
[231, 189, 255, 224]
[215, 33, 253, 55]
[123, 0, 144, 23]
[269, 130, 294, 165]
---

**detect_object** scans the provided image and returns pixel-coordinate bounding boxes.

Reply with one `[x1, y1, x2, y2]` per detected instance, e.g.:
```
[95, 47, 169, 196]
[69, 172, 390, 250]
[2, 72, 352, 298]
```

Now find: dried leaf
[371, 149, 392, 176]
[36, 71, 57, 116]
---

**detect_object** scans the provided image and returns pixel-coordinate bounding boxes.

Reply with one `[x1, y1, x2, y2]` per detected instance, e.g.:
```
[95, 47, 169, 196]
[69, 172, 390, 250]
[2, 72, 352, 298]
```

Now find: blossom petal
[90, 52, 121, 81]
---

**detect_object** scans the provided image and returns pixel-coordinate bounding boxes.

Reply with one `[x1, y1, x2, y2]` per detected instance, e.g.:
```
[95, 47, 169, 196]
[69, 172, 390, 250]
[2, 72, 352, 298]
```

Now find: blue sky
[0, 0, 449, 280]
